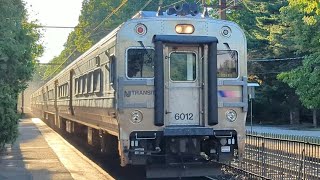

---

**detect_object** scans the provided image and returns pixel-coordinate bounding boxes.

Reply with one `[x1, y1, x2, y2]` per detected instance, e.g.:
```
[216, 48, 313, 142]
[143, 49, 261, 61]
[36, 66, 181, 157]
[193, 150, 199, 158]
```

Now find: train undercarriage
[36, 110, 240, 178]
[128, 128, 238, 178]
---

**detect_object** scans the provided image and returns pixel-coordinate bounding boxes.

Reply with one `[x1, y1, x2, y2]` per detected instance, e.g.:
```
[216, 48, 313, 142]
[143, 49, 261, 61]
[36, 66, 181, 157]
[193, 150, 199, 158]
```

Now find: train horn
[167, 7, 176, 15]
[167, 3, 199, 16]
[174, 4, 183, 13]
[189, 3, 199, 16]
[180, 3, 190, 16]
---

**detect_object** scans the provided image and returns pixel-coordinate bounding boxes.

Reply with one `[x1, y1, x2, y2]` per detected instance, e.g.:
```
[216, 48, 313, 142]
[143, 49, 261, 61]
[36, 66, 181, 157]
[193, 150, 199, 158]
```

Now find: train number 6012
[174, 113, 194, 120]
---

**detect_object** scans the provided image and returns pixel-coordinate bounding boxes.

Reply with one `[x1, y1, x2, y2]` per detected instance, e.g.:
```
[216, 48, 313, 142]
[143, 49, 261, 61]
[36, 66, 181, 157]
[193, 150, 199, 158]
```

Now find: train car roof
[132, 11, 204, 19]
[33, 10, 243, 94]
[39, 24, 123, 89]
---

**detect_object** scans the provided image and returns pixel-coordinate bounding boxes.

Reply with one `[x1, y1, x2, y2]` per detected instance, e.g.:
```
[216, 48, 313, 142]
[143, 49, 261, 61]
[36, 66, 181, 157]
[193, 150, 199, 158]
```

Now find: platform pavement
[0, 118, 114, 180]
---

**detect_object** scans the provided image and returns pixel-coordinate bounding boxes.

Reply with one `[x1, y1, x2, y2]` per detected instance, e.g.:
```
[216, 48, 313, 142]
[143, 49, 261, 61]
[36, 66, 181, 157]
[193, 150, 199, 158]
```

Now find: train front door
[164, 46, 201, 126]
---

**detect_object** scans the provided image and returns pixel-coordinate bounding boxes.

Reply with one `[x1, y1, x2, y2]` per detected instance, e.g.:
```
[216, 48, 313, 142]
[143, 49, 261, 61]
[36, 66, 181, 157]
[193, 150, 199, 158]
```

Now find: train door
[164, 46, 201, 126]
[54, 80, 58, 126]
[69, 70, 74, 115]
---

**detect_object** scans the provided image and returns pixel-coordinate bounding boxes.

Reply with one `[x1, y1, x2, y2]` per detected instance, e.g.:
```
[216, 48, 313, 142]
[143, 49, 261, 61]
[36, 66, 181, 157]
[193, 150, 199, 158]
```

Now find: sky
[25, 0, 83, 63]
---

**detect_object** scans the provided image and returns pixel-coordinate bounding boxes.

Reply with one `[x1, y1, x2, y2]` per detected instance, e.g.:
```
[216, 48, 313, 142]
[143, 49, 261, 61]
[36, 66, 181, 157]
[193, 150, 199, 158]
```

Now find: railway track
[50, 123, 256, 180]
[240, 132, 320, 180]
[236, 145, 320, 179]
[42, 118, 320, 179]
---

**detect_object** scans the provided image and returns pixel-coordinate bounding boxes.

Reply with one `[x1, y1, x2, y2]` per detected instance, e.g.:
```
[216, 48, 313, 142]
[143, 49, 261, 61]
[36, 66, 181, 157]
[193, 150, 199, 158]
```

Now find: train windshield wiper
[223, 42, 236, 61]
[138, 41, 153, 61]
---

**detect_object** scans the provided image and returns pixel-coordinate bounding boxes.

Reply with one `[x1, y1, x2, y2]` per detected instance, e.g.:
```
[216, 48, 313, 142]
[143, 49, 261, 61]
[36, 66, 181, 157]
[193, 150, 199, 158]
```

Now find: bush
[0, 86, 19, 148]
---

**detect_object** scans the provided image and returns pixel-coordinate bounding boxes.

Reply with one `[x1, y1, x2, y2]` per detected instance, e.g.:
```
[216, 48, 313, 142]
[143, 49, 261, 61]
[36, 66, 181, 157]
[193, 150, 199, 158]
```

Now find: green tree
[226, 0, 304, 124]
[43, 0, 197, 79]
[279, 53, 320, 109]
[289, 0, 320, 25]
[0, 0, 43, 149]
[278, 0, 320, 126]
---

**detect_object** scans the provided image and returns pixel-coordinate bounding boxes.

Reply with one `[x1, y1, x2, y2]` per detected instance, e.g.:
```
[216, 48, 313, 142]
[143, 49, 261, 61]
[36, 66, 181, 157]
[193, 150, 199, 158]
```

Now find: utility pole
[219, 0, 227, 20]
[21, 90, 24, 115]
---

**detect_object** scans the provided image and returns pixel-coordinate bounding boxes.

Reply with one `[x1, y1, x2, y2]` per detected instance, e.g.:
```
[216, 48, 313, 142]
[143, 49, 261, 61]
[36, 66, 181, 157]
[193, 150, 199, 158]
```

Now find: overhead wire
[249, 57, 304, 62]
[35, 25, 84, 29]
[42, 0, 128, 80]
[249, 71, 290, 74]
[138, 0, 153, 11]
[162, 0, 186, 9]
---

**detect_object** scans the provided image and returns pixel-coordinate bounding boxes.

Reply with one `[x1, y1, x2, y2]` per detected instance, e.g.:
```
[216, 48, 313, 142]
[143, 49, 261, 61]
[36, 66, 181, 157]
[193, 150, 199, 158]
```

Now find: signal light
[175, 24, 194, 34]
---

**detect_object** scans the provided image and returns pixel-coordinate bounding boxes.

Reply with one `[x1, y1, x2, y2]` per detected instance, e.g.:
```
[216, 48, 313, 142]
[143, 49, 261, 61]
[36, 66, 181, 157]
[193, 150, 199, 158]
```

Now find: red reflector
[135, 24, 147, 36]
[137, 27, 144, 34]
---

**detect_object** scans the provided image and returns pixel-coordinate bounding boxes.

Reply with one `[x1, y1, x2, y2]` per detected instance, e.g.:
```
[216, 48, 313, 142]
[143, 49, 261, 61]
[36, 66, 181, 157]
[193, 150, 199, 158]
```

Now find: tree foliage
[38, 0, 320, 124]
[279, 53, 320, 109]
[225, 0, 304, 123]
[278, 0, 320, 110]
[43, 0, 192, 79]
[288, 0, 320, 25]
[0, 0, 43, 148]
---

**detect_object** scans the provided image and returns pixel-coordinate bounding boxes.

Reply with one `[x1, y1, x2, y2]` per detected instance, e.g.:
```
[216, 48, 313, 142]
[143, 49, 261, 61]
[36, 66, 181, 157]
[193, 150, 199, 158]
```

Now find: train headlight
[225, 109, 237, 122]
[130, 110, 143, 124]
[175, 24, 194, 34]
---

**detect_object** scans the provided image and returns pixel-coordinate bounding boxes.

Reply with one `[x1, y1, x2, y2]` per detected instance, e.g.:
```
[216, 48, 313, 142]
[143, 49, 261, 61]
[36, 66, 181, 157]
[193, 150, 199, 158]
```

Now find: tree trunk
[290, 108, 300, 125]
[313, 109, 317, 128]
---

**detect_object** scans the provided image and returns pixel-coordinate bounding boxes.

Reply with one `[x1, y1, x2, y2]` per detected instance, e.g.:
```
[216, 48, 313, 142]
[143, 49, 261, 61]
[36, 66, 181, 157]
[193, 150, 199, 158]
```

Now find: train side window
[93, 69, 101, 92]
[127, 48, 154, 78]
[78, 77, 82, 94]
[87, 72, 93, 93]
[217, 50, 238, 78]
[48, 89, 54, 100]
[74, 78, 78, 95]
[109, 55, 115, 84]
[66, 83, 69, 97]
[82, 75, 87, 94]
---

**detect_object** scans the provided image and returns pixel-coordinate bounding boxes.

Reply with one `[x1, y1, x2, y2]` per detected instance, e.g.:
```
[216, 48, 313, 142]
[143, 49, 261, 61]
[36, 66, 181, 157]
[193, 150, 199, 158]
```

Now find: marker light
[226, 109, 237, 122]
[135, 24, 147, 36]
[175, 24, 194, 34]
[130, 110, 143, 124]
[221, 26, 232, 37]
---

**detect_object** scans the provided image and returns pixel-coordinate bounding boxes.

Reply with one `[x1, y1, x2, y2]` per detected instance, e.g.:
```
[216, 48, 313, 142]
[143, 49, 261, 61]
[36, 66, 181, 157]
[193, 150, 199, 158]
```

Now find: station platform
[0, 118, 114, 180]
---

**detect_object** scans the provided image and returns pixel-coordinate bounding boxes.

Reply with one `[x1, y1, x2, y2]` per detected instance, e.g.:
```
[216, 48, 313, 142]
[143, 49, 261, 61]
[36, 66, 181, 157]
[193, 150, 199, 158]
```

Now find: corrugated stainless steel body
[31, 10, 248, 173]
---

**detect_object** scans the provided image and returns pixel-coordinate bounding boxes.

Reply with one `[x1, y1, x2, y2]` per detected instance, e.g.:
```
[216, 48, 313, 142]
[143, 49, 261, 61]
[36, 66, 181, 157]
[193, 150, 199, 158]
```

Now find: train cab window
[170, 52, 196, 81]
[127, 48, 154, 78]
[217, 50, 238, 78]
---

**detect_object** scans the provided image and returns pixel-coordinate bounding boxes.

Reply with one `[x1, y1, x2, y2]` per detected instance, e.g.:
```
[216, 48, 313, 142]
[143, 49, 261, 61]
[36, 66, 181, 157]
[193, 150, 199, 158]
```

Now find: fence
[235, 131, 320, 180]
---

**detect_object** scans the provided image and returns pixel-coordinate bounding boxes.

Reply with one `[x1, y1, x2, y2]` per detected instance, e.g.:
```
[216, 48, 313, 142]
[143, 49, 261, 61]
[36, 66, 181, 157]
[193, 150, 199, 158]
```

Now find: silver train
[31, 4, 247, 178]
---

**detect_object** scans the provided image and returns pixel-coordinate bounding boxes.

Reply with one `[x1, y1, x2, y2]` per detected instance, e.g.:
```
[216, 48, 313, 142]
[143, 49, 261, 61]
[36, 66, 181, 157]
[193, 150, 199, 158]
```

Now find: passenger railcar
[31, 3, 247, 178]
